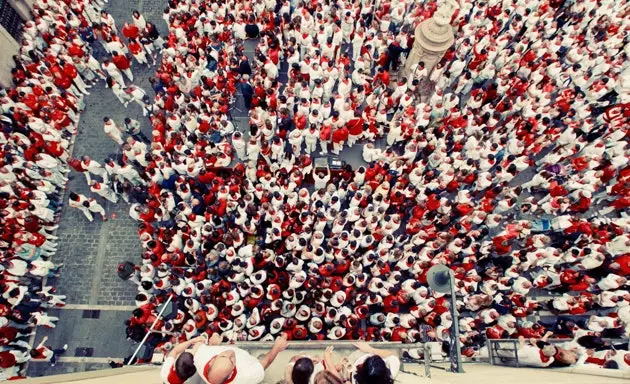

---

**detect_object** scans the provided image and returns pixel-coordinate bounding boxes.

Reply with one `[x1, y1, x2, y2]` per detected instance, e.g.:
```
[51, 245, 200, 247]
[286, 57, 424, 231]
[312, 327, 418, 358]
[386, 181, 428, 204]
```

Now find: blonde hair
[313, 371, 343, 384]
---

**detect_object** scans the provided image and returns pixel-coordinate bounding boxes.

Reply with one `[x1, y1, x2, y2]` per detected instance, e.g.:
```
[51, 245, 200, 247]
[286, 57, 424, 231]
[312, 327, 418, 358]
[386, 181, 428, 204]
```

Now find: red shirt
[613, 254, 630, 276]
[113, 55, 131, 70]
[331, 127, 349, 143]
[122, 24, 140, 39]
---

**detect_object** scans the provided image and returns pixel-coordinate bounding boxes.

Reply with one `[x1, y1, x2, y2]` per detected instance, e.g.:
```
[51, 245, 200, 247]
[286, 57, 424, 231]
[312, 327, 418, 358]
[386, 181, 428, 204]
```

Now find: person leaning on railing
[192, 332, 289, 384]
[286, 343, 400, 384]
[160, 334, 211, 384]
[349, 342, 400, 384]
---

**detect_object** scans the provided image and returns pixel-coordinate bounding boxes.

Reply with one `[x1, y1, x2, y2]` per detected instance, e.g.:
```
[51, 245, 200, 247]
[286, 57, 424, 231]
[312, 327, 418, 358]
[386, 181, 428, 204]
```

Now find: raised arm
[323, 346, 342, 379]
[167, 335, 206, 358]
[259, 333, 289, 369]
[353, 342, 395, 359]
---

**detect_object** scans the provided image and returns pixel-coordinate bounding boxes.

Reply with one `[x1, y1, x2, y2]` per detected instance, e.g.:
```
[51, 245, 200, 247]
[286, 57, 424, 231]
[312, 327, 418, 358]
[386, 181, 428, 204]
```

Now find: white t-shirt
[351, 354, 400, 383]
[193, 346, 265, 384]
[497, 345, 554, 368]
[160, 356, 176, 383]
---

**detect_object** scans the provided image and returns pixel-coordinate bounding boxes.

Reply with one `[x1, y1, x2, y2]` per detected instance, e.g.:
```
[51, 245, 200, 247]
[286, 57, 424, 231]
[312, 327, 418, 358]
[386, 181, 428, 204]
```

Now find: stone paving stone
[27, 0, 168, 378]
[49, 0, 162, 307]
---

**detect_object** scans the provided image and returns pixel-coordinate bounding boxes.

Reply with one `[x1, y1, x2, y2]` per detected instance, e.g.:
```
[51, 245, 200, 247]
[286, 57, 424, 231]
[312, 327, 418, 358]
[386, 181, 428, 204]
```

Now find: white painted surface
[0, 25, 19, 88]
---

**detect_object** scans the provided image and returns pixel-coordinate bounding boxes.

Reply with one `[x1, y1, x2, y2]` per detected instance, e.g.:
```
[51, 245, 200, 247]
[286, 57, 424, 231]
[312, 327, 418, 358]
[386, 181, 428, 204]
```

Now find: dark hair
[175, 352, 196, 379]
[602, 360, 619, 369]
[354, 355, 393, 384]
[292, 357, 314, 384]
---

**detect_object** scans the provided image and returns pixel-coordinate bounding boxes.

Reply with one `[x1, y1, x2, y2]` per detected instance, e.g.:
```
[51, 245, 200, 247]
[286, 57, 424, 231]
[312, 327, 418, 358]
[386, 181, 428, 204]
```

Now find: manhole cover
[74, 347, 94, 357]
[81, 310, 101, 319]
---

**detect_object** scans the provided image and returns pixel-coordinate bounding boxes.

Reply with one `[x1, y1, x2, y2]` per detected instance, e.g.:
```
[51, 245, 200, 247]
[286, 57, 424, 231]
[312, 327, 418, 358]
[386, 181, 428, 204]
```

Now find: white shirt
[193, 346, 265, 384]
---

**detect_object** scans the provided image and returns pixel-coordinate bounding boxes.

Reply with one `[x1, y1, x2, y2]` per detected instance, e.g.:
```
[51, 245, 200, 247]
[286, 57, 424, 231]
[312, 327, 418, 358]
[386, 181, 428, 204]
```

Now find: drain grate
[74, 347, 94, 357]
[81, 310, 101, 319]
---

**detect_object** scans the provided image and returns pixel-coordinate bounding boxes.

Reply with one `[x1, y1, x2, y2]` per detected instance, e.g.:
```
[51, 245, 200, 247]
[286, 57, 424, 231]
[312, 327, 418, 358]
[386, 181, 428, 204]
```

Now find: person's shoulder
[160, 356, 175, 379]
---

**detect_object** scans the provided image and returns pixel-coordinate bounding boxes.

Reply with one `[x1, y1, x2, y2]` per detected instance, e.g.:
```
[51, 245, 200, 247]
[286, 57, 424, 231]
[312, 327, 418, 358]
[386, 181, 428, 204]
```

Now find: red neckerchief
[203, 355, 237, 384]
[167, 365, 185, 384]
[540, 348, 553, 363]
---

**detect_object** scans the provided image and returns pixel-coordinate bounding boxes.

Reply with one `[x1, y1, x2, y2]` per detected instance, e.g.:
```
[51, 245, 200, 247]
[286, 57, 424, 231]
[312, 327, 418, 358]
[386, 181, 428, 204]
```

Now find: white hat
[247, 308, 261, 328]
[295, 305, 311, 322]
[270, 318, 285, 334]
[330, 291, 346, 308]
[308, 317, 323, 333]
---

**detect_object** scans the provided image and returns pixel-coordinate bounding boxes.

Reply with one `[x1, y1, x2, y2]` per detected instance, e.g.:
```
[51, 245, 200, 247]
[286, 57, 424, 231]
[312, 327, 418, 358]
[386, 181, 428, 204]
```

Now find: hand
[353, 342, 372, 353]
[273, 333, 289, 352]
[324, 346, 334, 361]
[605, 349, 617, 358]
[209, 333, 222, 346]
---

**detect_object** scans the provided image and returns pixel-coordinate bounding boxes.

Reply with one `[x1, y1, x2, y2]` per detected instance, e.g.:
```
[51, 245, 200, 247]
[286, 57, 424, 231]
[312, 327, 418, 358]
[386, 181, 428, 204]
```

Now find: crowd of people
[0, 0, 629, 380]
[112, 0, 628, 375]
[0, 0, 124, 378]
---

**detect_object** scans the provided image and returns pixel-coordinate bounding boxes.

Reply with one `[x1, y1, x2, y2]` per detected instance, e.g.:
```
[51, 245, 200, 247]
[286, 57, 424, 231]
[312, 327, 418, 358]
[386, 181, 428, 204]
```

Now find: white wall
[0, 26, 19, 88]
[0, 0, 32, 88]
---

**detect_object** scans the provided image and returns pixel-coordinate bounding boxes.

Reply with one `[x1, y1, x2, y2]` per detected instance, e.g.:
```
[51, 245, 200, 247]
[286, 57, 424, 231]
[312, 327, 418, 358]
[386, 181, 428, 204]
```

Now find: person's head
[313, 370, 343, 384]
[292, 357, 314, 384]
[354, 355, 393, 384]
[170, 352, 196, 382]
[555, 348, 578, 365]
[202, 349, 236, 384]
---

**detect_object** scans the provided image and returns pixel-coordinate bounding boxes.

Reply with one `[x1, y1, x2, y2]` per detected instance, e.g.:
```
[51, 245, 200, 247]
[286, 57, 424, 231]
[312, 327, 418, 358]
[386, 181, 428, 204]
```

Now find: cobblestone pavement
[27, 0, 168, 377]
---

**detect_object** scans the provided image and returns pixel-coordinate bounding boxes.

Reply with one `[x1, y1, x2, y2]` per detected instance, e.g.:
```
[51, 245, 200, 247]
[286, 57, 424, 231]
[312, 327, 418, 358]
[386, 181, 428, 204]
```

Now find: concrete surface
[20, 362, 630, 384]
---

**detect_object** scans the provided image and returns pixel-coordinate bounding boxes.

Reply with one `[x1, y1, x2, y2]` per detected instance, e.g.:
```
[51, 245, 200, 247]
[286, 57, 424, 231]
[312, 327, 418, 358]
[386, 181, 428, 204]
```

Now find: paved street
[26, 0, 169, 377]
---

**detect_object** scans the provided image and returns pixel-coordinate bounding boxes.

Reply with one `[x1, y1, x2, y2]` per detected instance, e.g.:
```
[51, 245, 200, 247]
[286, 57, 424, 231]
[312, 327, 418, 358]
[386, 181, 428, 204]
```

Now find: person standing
[89, 180, 119, 203]
[241, 76, 254, 110]
[193, 333, 288, 384]
[124, 117, 151, 143]
[103, 59, 126, 88]
[112, 51, 134, 82]
[103, 117, 125, 145]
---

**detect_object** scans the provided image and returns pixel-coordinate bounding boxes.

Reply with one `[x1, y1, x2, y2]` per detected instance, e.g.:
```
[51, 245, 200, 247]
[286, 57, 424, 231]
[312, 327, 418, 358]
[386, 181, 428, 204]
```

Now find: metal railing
[127, 295, 174, 365]
[487, 337, 630, 368]
[128, 321, 433, 377]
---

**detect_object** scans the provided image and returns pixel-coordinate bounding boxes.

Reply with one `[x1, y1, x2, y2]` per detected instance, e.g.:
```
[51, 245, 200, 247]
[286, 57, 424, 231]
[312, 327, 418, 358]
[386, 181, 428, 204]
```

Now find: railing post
[448, 271, 464, 373]
[424, 343, 431, 378]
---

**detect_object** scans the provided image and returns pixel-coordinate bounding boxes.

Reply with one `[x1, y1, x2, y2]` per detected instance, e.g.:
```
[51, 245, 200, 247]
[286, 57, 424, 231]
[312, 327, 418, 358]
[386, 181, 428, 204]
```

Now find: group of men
[110, 0, 630, 374]
[1, 0, 630, 380]
[0, 0, 130, 378]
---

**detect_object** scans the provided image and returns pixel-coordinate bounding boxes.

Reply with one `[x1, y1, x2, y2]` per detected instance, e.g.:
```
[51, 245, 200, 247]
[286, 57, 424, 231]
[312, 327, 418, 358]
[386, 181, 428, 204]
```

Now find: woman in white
[132, 10, 147, 30]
